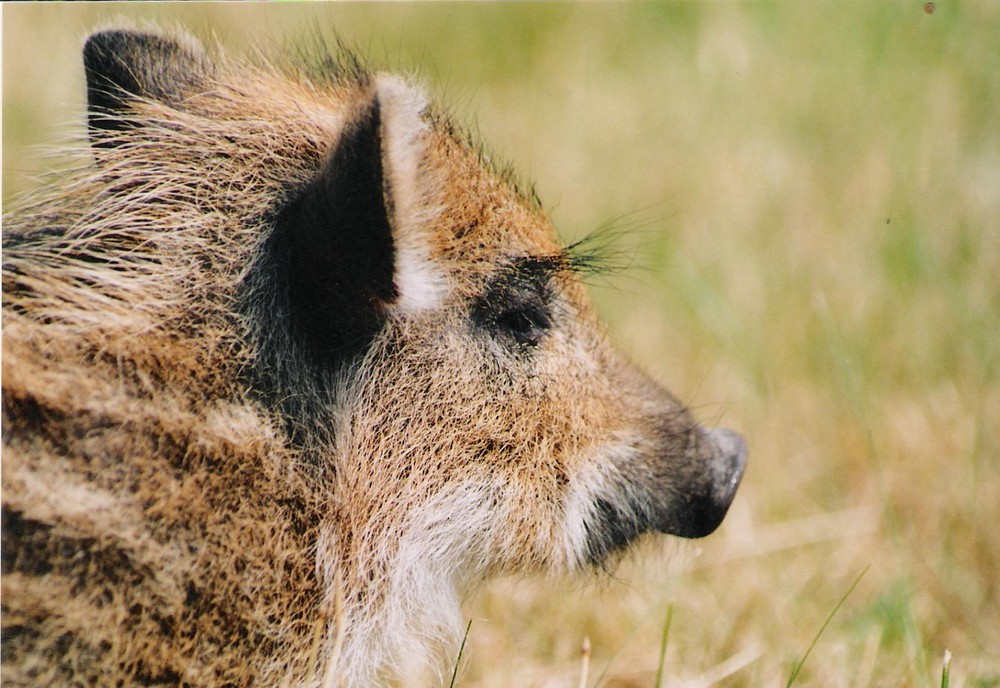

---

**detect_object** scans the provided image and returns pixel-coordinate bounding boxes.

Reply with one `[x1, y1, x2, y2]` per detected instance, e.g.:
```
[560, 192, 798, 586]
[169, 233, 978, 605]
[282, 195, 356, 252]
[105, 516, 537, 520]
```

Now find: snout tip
[659, 427, 748, 539]
[708, 428, 748, 497]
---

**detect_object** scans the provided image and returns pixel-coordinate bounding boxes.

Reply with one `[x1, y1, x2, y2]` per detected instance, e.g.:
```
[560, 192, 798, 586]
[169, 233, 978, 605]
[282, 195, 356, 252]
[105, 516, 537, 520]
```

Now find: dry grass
[4, 3, 998, 687]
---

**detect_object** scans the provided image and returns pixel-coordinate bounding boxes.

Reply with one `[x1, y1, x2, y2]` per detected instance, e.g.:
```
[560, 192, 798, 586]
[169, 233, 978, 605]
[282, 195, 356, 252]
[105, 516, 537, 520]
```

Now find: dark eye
[495, 303, 551, 346]
[472, 256, 559, 349]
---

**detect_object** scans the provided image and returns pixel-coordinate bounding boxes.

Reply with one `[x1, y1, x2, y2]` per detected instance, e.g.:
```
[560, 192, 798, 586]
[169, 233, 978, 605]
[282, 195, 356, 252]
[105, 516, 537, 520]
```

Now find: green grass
[450, 621, 473, 688]
[5, 2, 999, 686]
[654, 604, 673, 688]
[786, 567, 868, 688]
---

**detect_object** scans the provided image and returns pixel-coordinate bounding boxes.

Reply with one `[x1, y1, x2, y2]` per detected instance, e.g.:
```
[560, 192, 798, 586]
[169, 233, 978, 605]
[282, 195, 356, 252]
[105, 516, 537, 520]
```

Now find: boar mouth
[581, 428, 747, 565]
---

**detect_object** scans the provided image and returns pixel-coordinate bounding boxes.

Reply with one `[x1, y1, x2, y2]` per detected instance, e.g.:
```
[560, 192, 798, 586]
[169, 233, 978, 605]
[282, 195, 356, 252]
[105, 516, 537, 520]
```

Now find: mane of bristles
[426, 105, 545, 213]
[272, 29, 372, 93]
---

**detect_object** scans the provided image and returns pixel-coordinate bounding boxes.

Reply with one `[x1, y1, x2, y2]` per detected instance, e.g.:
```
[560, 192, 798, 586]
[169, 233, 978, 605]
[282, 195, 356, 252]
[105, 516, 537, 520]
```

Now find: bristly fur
[2, 25, 745, 687]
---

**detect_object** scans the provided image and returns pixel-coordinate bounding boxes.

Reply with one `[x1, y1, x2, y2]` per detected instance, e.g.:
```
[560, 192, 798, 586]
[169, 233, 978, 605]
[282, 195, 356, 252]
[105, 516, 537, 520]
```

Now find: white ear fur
[374, 75, 448, 313]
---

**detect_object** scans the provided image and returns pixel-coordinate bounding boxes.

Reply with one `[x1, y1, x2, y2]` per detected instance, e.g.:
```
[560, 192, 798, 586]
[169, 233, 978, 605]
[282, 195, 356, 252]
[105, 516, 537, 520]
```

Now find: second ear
[83, 29, 208, 146]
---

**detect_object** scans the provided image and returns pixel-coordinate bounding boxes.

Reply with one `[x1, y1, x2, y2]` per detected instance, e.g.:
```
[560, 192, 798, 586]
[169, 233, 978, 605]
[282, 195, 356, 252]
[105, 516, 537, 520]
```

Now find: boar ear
[269, 94, 397, 373]
[371, 75, 446, 314]
[83, 29, 207, 147]
[263, 77, 443, 379]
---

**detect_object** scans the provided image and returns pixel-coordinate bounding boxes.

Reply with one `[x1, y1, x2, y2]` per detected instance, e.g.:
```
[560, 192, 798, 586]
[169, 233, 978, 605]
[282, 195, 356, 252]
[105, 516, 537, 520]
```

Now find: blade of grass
[654, 604, 674, 688]
[578, 636, 592, 688]
[448, 619, 473, 688]
[786, 565, 869, 688]
[940, 649, 952, 688]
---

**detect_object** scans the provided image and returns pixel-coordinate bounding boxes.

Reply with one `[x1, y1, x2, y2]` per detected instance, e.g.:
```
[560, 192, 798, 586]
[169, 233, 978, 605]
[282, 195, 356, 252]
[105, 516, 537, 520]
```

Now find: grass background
[4, 2, 999, 686]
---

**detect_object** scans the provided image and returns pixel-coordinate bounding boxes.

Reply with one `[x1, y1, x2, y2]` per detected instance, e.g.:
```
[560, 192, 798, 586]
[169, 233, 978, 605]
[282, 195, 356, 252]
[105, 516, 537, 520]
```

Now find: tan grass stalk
[577, 636, 591, 688]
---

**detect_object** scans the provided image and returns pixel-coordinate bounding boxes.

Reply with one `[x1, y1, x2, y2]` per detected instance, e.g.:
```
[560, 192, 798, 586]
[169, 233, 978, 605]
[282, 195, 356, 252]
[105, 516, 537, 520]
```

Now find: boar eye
[495, 301, 551, 346]
[472, 257, 557, 349]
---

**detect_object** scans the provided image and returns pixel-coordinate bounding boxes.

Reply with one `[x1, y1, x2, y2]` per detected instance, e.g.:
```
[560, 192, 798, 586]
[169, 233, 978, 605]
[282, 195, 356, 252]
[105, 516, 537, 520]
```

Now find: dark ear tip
[84, 29, 141, 55]
[84, 29, 202, 77]
[84, 28, 207, 146]
[84, 29, 166, 73]
[85, 28, 182, 52]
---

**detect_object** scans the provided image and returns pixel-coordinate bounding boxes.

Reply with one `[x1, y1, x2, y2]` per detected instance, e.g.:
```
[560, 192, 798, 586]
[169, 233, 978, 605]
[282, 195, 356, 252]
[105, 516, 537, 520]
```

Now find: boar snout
[658, 428, 748, 539]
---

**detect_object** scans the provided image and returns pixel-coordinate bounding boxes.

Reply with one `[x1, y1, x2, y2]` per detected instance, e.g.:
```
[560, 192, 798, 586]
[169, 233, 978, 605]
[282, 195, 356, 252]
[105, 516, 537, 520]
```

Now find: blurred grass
[4, 2, 999, 686]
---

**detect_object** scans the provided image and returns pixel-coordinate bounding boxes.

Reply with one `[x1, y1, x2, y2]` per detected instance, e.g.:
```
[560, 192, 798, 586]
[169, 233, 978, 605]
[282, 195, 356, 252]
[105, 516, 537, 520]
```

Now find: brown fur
[2, 27, 745, 686]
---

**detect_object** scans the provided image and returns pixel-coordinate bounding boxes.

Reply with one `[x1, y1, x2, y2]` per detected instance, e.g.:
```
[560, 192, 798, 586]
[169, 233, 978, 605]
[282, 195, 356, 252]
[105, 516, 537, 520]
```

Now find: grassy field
[4, 2, 999, 686]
